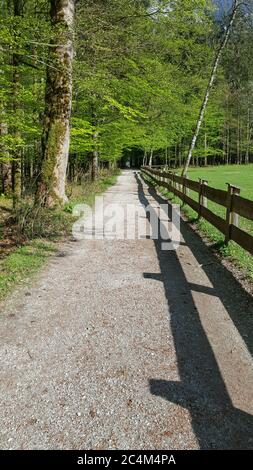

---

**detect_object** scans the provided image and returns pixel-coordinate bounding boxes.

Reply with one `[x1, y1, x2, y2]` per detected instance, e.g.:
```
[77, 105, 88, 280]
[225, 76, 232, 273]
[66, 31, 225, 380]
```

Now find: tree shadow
[134, 171, 253, 449]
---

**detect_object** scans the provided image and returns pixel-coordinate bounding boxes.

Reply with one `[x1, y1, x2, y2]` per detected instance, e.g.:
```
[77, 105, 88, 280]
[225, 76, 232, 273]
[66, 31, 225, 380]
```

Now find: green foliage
[1, 0, 253, 177]
[71, 0, 215, 165]
[64, 169, 120, 212]
[2, 0, 252, 177]
[0, 1, 253, 206]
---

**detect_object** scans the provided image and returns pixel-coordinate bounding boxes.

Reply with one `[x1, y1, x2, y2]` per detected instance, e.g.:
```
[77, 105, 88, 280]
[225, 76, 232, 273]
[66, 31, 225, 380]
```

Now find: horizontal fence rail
[141, 166, 253, 256]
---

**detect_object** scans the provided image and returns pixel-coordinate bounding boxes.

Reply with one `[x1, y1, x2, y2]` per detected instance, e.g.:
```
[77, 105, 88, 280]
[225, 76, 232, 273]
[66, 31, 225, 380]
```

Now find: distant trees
[0, 0, 50, 204]
[0, 0, 253, 211]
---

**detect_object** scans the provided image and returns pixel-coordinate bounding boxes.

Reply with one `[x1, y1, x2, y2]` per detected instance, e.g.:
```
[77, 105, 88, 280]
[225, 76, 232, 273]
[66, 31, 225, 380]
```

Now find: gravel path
[0, 170, 253, 450]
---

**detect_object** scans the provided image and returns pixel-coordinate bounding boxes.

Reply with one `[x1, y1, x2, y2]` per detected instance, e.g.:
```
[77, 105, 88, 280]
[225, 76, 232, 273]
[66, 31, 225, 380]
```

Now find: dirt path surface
[0, 170, 253, 450]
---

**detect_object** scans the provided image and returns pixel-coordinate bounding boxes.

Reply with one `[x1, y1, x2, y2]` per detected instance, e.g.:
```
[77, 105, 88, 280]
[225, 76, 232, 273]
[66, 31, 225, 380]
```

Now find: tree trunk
[227, 126, 230, 164]
[0, 40, 12, 196]
[204, 132, 207, 166]
[36, 0, 75, 207]
[245, 108, 250, 164]
[91, 130, 99, 181]
[12, 0, 23, 207]
[148, 149, 153, 167]
[165, 146, 168, 167]
[90, 101, 99, 181]
[236, 109, 240, 164]
[0, 118, 12, 195]
[182, 0, 240, 176]
[178, 141, 182, 168]
[1, 162, 12, 195]
[168, 148, 171, 168]
[143, 150, 147, 166]
[222, 127, 226, 164]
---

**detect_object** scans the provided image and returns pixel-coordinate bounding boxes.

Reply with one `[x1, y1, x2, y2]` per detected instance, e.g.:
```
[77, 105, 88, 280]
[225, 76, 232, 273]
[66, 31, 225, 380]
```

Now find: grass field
[144, 164, 253, 280]
[187, 164, 253, 200]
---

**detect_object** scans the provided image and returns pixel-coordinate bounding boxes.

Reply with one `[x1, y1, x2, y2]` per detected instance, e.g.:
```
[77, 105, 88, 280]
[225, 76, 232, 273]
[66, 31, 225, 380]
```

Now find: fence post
[198, 179, 208, 219]
[225, 183, 241, 244]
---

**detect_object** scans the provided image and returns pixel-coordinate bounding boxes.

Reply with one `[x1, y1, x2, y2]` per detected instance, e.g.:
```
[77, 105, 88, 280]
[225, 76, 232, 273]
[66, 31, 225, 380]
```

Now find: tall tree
[182, 0, 240, 176]
[37, 0, 75, 207]
[12, 0, 24, 206]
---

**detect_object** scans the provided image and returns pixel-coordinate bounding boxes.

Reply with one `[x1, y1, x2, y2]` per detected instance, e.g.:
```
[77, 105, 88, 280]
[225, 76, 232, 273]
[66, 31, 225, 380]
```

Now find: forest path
[0, 170, 253, 450]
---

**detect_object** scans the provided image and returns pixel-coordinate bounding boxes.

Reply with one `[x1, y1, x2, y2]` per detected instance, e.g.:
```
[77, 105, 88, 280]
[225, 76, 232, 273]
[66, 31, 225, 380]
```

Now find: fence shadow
[134, 171, 253, 449]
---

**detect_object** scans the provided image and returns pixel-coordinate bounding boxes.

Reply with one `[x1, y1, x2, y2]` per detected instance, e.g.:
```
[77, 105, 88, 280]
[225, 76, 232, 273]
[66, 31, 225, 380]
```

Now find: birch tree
[182, 0, 241, 176]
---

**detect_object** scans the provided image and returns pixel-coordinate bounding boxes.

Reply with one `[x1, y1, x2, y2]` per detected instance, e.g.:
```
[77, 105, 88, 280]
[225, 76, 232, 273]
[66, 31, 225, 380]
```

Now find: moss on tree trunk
[37, 0, 75, 207]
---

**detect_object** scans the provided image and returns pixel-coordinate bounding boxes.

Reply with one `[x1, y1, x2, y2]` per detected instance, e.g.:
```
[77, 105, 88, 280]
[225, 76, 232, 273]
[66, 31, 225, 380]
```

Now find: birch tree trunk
[182, 0, 240, 176]
[37, 0, 75, 207]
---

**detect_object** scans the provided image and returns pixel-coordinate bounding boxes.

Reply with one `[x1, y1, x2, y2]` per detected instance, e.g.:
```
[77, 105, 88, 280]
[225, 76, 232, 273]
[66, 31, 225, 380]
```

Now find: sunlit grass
[0, 240, 57, 301]
[64, 169, 120, 213]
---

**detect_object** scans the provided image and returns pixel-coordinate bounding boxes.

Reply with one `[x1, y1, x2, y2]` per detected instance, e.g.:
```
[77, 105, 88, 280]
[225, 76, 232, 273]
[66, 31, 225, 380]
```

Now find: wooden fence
[141, 166, 253, 256]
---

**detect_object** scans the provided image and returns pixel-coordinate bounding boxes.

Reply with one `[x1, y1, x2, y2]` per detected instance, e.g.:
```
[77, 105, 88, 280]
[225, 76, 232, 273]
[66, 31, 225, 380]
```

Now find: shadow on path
[135, 171, 253, 449]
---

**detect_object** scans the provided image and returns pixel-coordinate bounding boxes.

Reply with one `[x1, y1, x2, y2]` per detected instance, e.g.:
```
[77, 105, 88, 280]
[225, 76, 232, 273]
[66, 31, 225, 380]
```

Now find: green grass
[64, 170, 120, 213]
[142, 164, 253, 280]
[0, 240, 57, 301]
[187, 164, 253, 200]
[0, 169, 120, 302]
